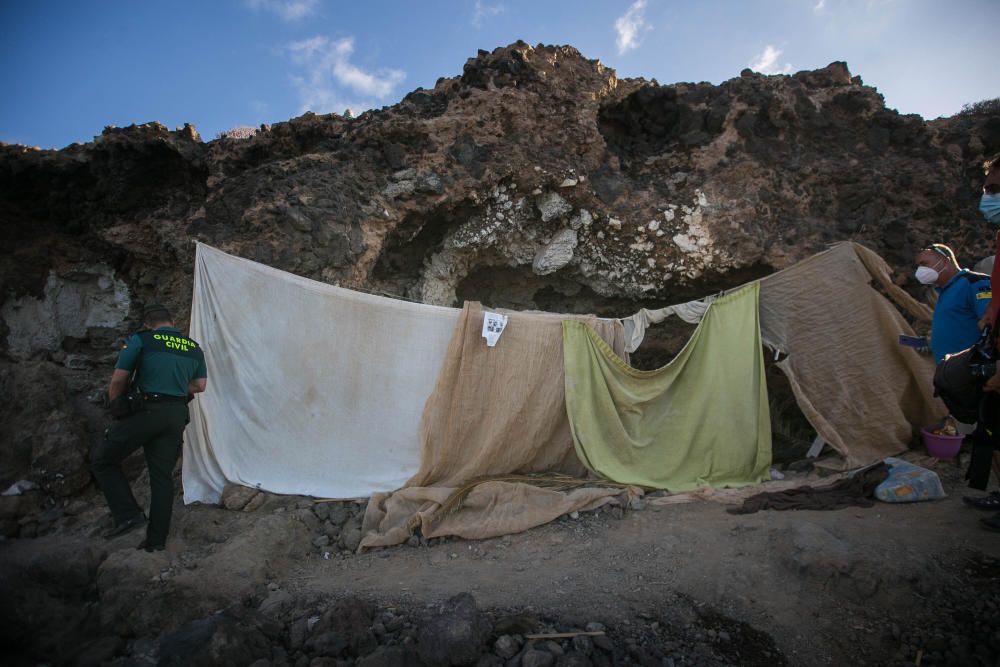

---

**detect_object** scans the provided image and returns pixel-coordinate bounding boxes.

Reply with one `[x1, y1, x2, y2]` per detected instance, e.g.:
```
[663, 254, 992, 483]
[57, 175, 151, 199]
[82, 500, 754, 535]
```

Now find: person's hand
[986, 365, 1000, 393]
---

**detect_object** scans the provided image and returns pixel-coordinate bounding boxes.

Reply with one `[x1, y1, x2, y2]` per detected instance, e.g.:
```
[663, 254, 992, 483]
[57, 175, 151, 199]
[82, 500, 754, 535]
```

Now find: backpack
[932, 325, 996, 423]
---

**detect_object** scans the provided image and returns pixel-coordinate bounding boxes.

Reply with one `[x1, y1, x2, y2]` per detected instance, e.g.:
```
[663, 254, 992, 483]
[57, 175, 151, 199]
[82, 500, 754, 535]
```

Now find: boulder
[156, 612, 271, 666]
[0, 537, 109, 662]
[327, 503, 351, 527]
[308, 631, 348, 658]
[532, 229, 578, 276]
[523, 649, 555, 667]
[494, 634, 520, 659]
[0, 492, 40, 537]
[31, 410, 90, 496]
[417, 592, 491, 666]
[310, 596, 377, 657]
[258, 589, 295, 619]
[0, 362, 67, 488]
[536, 192, 572, 222]
[340, 526, 363, 552]
[75, 636, 125, 667]
[356, 646, 422, 667]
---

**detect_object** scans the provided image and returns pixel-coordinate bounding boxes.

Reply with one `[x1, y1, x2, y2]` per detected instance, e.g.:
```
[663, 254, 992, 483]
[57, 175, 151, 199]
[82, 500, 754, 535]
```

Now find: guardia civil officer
[92, 304, 207, 551]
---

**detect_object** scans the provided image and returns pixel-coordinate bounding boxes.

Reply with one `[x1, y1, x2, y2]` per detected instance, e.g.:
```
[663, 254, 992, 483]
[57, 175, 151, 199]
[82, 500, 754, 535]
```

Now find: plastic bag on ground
[874, 457, 946, 503]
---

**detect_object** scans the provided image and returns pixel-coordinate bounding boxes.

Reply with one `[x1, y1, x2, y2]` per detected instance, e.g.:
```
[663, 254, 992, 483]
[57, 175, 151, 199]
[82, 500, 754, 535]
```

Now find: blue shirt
[931, 270, 992, 363]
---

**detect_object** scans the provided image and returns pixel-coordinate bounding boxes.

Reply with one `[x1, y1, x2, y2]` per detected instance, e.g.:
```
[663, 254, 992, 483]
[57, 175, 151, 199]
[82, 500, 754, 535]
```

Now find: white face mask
[915, 266, 940, 285]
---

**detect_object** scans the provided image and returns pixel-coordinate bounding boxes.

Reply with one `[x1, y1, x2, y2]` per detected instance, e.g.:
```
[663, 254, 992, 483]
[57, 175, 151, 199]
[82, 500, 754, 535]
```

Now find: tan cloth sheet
[758, 242, 942, 468]
[407, 303, 627, 487]
[360, 303, 627, 548]
[360, 482, 633, 548]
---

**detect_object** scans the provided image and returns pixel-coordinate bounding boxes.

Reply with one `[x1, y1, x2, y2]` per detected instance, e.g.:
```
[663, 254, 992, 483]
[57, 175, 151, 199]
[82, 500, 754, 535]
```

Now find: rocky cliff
[1, 41, 999, 502]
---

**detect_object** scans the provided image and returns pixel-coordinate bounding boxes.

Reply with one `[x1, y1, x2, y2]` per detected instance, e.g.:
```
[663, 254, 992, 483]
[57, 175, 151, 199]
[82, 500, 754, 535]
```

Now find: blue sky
[1, 0, 997, 149]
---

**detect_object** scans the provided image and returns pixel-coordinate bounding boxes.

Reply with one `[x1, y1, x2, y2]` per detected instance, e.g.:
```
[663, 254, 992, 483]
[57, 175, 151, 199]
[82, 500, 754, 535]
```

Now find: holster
[109, 384, 145, 419]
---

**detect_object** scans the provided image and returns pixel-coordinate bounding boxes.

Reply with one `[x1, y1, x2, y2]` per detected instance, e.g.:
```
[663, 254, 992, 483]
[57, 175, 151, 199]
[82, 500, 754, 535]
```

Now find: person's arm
[108, 369, 131, 400]
[188, 350, 208, 396]
[109, 334, 142, 401]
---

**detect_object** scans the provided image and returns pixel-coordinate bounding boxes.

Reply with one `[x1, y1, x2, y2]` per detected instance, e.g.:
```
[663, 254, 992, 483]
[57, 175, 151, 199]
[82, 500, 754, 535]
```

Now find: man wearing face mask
[979, 154, 1000, 379]
[962, 154, 1000, 530]
[914, 243, 991, 364]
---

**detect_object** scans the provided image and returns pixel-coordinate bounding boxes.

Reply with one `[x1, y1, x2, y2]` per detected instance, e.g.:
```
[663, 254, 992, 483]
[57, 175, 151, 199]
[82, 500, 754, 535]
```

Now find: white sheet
[183, 244, 460, 504]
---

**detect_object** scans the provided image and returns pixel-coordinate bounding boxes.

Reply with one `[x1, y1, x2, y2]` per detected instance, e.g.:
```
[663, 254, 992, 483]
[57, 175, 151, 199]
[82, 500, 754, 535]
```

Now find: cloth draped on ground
[623, 243, 941, 469]
[360, 482, 636, 547]
[359, 303, 629, 548]
[183, 244, 460, 504]
[564, 283, 772, 491]
[725, 463, 890, 514]
[644, 470, 854, 506]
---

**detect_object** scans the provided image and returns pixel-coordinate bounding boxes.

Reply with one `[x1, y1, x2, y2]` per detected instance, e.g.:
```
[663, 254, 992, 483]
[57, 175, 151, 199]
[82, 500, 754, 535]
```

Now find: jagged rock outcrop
[1, 41, 998, 504]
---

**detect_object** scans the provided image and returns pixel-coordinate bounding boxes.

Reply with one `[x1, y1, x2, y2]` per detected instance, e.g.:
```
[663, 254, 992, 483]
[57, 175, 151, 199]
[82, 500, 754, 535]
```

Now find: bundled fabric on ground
[183, 244, 460, 504]
[564, 283, 772, 491]
[361, 482, 632, 547]
[360, 303, 628, 548]
[725, 463, 890, 514]
[624, 243, 941, 469]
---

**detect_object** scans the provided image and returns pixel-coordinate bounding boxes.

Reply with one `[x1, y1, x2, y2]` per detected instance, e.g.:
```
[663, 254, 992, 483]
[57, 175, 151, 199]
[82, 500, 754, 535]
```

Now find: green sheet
[562, 283, 772, 490]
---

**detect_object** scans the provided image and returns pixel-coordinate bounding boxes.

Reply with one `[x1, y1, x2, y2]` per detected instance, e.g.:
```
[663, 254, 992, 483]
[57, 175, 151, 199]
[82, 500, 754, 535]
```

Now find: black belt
[143, 393, 188, 403]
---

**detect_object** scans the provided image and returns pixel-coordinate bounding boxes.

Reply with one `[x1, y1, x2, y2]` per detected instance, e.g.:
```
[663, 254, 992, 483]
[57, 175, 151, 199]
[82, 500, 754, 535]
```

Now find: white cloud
[814, 0, 826, 12]
[749, 45, 793, 75]
[246, 0, 318, 22]
[472, 0, 505, 28]
[286, 35, 406, 114]
[614, 0, 650, 55]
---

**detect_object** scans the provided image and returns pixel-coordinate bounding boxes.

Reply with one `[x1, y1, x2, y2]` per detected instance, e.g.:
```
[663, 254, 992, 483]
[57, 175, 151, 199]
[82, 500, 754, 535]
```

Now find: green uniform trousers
[92, 401, 188, 546]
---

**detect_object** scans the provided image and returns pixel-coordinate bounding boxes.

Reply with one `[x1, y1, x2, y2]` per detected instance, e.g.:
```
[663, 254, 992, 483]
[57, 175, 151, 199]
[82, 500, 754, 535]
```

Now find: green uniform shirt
[115, 326, 207, 397]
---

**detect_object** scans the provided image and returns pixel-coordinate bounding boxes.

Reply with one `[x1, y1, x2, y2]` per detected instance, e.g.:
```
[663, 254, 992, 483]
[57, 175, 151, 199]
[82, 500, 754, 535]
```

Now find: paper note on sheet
[482, 311, 508, 347]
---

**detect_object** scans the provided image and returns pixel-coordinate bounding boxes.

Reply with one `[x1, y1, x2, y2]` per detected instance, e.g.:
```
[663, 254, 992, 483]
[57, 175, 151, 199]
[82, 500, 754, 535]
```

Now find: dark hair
[142, 304, 172, 325]
[923, 243, 958, 266]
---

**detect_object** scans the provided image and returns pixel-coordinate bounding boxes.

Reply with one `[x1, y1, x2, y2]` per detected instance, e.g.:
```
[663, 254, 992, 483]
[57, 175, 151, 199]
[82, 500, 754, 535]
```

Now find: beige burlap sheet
[758, 242, 942, 469]
[407, 303, 627, 487]
[360, 482, 636, 548]
[360, 303, 627, 548]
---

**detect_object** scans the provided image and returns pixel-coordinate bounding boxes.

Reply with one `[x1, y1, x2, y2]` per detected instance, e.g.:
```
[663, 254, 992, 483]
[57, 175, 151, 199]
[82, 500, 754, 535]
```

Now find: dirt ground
[3, 455, 1000, 667]
[298, 461, 1000, 665]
